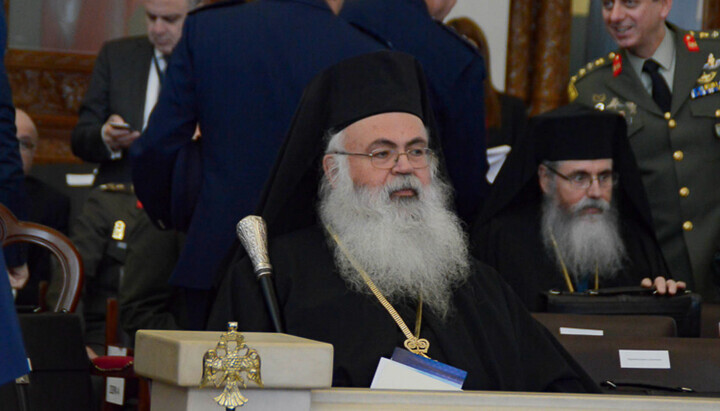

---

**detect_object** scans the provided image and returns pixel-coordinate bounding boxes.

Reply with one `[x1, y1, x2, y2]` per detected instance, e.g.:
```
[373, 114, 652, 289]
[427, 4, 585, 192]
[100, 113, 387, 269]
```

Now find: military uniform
[119, 211, 187, 346]
[570, 24, 720, 302]
[71, 183, 143, 353]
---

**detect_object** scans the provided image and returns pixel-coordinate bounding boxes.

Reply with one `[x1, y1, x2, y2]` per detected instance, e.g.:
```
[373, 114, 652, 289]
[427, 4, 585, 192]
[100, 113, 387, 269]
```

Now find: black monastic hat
[255, 50, 444, 238]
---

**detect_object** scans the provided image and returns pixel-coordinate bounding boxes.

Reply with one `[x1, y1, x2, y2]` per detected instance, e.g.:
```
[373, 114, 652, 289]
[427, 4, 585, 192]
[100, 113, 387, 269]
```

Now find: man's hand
[102, 114, 141, 150]
[8, 263, 29, 289]
[640, 276, 687, 295]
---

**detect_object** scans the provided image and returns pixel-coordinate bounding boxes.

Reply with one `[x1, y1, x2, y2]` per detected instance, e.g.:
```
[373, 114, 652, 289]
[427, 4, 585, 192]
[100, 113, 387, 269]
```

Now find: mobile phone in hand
[109, 122, 134, 131]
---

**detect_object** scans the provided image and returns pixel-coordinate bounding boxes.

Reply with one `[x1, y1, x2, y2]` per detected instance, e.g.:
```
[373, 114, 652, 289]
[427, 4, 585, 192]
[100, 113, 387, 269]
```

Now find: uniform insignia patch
[592, 94, 606, 110]
[112, 220, 126, 241]
[704, 53, 720, 70]
[605, 98, 637, 125]
[691, 81, 720, 99]
[697, 71, 717, 85]
[685, 34, 700, 52]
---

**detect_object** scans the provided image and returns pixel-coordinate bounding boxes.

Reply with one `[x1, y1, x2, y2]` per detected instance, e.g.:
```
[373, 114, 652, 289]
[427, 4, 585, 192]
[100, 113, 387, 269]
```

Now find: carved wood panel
[506, 0, 571, 116]
[530, 0, 571, 115]
[6, 50, 95, 164]
[506, 0, 533, 102]
[704, 0, 720, 30]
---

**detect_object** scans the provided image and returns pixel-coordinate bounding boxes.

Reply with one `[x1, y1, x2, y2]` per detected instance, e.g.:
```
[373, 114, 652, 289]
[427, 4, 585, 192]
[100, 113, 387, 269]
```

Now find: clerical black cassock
[472, 104, 670, 311]
[208, 52, 598, 392]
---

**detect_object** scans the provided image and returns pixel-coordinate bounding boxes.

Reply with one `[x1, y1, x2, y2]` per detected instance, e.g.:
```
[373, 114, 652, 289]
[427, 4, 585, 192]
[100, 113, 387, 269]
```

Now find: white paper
[106, 377, 125, 405]
[559, 327, 604, 336]
[66, 173, 95, 187]
[619, 350, 671, 369]
[107, 345, 128, 356]
[371, 358, 462, 391]
[486, 145, 512, 184]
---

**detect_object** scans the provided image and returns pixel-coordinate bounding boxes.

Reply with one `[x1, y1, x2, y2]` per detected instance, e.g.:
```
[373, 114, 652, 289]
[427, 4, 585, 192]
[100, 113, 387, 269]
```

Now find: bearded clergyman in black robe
[471, 104, 685, 312]
[208, 51, 599, 392]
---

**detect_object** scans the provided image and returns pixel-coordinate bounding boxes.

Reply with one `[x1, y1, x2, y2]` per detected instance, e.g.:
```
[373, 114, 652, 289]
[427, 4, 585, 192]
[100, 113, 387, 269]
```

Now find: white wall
[446, 0, 511, 91]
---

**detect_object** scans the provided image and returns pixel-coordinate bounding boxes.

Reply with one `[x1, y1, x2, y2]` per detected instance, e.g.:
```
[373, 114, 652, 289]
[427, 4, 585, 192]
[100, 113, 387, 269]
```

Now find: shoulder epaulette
[693, 30, 720, 40]
[99, 183, 134, 194]
[189, 0, 245, 16]
[568, 51, 616, 101]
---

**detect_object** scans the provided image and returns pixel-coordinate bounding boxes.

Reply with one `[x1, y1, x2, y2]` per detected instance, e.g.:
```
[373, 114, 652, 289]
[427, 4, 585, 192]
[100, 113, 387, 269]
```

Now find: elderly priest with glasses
[472, 104, 684, 312]
[208, 51, 599, 392]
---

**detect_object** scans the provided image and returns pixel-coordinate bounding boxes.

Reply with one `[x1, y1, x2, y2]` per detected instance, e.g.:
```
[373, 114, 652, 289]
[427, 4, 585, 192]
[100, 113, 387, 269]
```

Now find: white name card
[619, 350, 671, 369]
[106, 377, 125, 405]
[107, 345, 128, 356]
[66, 173, 95, 187]
[559, 327, 604, 336]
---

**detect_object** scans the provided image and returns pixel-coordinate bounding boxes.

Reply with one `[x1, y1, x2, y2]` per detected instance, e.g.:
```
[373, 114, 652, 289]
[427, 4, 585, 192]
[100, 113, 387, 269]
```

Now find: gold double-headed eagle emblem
[200, 322, 263, 410]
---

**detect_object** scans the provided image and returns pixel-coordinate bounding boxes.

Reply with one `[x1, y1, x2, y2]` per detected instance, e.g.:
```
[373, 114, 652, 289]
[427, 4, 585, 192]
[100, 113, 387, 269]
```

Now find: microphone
[236, 215, 284, 333]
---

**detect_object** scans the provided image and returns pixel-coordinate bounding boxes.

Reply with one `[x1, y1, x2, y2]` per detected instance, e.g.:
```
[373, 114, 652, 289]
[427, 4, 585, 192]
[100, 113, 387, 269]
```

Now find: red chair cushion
[92, 355, 134, 372]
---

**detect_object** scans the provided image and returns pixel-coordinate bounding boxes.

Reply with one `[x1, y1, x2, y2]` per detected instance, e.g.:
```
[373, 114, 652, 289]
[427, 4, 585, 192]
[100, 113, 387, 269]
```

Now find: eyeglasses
[544, 164, 618, 190]
[331, 147, 433, 169]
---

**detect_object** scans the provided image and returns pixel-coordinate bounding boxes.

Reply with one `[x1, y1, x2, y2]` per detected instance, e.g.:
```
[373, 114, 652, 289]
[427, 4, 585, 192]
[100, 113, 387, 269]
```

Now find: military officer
[71, 183, 143, 355]
[570, 0, 720, 302]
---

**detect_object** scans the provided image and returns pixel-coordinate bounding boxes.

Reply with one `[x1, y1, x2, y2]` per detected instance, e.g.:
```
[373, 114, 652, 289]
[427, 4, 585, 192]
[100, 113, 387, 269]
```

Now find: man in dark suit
[130, 0, 385, 328]
[13, 109, 70, 307]
[571, 0, 720, 302]
[340, 0, 489, 221]
[71, 0, 199, 186]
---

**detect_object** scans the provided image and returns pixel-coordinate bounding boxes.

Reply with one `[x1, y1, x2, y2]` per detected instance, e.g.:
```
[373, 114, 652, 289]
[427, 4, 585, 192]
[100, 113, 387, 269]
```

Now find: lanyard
[325, 224, 430, 358]
[549, 231, 599, 293]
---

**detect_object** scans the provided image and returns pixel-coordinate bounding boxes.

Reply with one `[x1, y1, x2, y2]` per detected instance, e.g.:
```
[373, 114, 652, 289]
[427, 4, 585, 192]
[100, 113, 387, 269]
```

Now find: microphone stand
[236, 216, 284, 333]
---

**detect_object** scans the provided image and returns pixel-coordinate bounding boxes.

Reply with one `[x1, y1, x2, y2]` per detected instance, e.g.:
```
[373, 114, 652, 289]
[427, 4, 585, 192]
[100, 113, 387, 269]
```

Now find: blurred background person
[71, 0, 200, 186]
[13, 109, 70, 308]
[130, 0, 385, 330]
[446, 16, 527, 184]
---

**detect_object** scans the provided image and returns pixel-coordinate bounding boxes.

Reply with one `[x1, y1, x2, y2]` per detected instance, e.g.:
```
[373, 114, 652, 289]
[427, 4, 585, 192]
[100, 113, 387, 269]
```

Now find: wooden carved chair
[0, 202, 91, 410]
[0, 202, 82, 312]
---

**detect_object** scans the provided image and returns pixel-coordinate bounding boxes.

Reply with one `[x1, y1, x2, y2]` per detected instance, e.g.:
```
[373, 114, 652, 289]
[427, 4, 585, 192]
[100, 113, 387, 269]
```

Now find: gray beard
[318, 162, 470, 320]
[541, 195, 627, 286]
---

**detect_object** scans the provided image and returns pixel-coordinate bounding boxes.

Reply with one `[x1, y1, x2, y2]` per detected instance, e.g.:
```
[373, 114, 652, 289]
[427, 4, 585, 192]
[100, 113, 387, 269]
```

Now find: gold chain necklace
[325, 224, 430, 358]
[549, 232, 599, 293]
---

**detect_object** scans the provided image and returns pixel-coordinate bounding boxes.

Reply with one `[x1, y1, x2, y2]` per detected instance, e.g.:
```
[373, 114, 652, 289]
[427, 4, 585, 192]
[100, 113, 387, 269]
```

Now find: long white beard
[541, 195, 627, 285]
[318, 161, 470, 319]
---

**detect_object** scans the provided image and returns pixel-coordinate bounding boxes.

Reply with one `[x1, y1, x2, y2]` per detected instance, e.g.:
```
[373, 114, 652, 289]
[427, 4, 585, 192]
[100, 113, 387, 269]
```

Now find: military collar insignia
[703, 53, 720, 70]
[612, 53, 622, 77]
[684, 33, 700, 52]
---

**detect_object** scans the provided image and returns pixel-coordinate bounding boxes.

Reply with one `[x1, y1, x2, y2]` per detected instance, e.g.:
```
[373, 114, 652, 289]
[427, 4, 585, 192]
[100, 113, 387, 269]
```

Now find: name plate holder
[134, 330, 333, 411]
